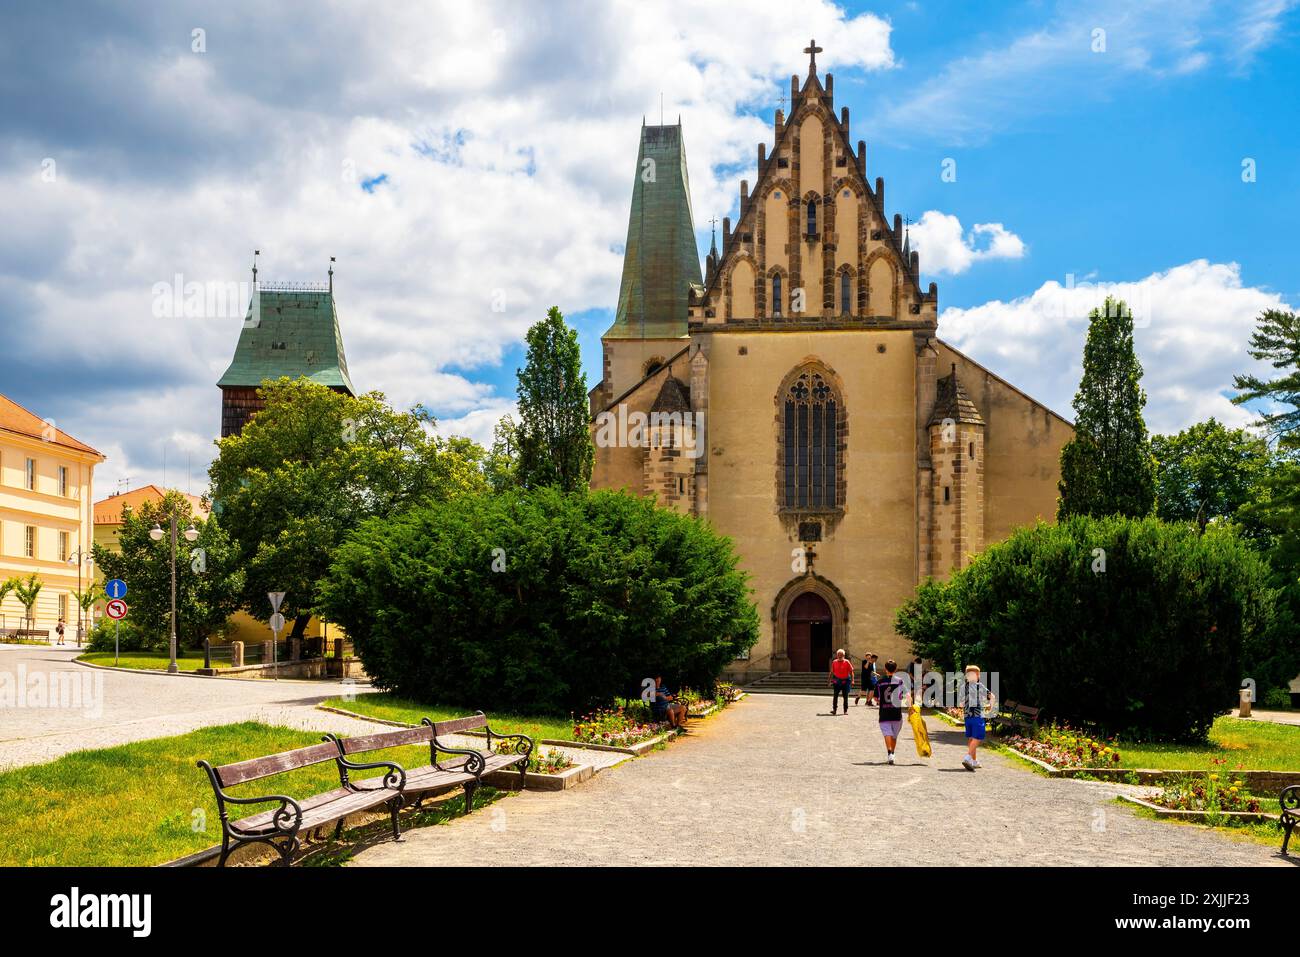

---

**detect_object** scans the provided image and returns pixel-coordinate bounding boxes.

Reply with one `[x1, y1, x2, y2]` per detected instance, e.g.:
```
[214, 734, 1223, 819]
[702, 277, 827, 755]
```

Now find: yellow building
[590, 46, 1073, 678]
[0, 393, 104, 638]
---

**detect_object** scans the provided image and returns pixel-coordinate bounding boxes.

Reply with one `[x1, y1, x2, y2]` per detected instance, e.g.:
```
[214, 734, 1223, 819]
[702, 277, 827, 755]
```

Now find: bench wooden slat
[337, 725, 432, 755]
[433, 714, 488, 736]
[232, 786, 396, 832]
[216, 741, 340, 787]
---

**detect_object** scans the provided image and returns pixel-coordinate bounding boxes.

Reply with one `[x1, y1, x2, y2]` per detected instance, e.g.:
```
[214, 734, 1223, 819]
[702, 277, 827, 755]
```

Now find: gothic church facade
[590, 46, 1072, 678]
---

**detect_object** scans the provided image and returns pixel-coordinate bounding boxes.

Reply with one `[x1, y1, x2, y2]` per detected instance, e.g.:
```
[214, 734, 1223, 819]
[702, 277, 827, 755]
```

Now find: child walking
[875, 659, 911, 764]
[960, 664, 996, 770]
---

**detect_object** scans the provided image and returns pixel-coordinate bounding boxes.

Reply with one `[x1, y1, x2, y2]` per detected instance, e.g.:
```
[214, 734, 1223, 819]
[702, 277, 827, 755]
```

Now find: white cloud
[0, 0, 894, 498]
[939, 259, 1291, 434]
[908, 211, 1026, 275]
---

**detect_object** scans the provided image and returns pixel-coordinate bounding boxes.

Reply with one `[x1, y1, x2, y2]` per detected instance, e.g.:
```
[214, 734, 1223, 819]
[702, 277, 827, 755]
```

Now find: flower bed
[1150, 763, 1264, 814]
[1005, 723, 1122, 770]
[491, 740, 575, 775]
[572, 706, 670, 747]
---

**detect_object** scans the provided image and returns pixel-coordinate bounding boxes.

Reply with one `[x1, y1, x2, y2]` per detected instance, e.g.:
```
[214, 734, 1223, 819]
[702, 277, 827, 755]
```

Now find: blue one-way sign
[105, 579, 128, 599]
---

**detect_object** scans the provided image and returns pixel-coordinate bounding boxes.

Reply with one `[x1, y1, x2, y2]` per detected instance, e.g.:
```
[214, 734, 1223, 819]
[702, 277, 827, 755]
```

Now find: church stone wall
[705, 328, 920, 677]
[936, 342, 1072, 545]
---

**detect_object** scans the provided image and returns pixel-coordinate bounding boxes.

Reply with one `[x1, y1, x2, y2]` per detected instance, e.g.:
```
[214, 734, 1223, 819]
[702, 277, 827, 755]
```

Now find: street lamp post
[65, 548, 94, 646]
[150, 512, 198, 675]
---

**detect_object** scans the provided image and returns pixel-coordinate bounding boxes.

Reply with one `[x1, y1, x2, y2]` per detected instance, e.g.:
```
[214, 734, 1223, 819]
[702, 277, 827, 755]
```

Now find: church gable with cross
[590, 44, 1073, 680]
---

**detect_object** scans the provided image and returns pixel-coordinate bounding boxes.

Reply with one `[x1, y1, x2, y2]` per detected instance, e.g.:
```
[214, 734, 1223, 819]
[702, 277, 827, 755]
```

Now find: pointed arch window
[782, 368, 841, 509]
[772, 274, 783, 316]
[806, 198, 817, 236]
[840, 272, 851, 315]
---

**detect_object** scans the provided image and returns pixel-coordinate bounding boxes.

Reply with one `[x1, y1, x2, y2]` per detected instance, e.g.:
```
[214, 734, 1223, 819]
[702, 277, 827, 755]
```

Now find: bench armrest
[486, 727, 535, 761]
[1281, 785, 1300, 813]
[320, 733, 406, 791]
[420, 720, 486, 776]
[197, 760, 303, 835]
[338, 757, 406, 792]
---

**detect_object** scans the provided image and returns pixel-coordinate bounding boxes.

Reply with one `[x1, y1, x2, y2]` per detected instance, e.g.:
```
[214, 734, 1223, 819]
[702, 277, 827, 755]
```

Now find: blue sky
[1, 0, 1295, 492]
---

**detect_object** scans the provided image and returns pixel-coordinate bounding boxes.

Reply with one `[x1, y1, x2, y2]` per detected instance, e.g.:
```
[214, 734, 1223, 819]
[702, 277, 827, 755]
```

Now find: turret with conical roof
[605, 122, 702, 339]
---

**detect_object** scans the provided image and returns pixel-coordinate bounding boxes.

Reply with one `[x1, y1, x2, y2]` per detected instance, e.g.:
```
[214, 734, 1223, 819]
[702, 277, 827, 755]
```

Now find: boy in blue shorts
[960, 664, 995, 770]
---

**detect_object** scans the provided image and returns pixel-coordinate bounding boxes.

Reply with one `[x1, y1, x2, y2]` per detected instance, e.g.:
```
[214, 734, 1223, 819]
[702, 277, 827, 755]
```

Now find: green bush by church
[318, 488, 759, 714]
[895, 515, 1276, 742]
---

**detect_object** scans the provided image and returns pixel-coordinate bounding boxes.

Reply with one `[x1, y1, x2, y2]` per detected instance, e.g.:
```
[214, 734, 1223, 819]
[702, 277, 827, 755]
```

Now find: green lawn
[77, 650, 224, 672]
[0, 722, 480, 866]
[322, 692, 576, 741]
[1116, 716, 1300, 771]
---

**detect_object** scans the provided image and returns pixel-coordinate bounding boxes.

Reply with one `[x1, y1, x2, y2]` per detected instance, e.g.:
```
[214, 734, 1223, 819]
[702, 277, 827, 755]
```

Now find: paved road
[0, 644, 622, 773]
[352, 693, 1293, 867]
[0, 643, 380, 769]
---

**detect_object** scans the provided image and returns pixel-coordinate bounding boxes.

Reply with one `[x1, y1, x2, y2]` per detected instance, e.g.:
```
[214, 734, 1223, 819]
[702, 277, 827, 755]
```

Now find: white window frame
[25, 458, 35, 491]
[58, 465, 69, 497]
[25, 525, 36, 558]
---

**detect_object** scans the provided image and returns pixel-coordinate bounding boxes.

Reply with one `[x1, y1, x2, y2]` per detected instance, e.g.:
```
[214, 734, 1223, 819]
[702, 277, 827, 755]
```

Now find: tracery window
[782, 368, 840, 509]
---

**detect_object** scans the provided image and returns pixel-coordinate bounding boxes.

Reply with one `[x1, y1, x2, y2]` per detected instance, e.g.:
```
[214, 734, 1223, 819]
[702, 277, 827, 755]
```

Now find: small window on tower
[678, 476, 685, 494]
[840, 273, 851, 315]
[772, 274, 783, 316]
[806, 199, 817, 236]
[944, 486, 951, 504]
[969, 441, 975, 460]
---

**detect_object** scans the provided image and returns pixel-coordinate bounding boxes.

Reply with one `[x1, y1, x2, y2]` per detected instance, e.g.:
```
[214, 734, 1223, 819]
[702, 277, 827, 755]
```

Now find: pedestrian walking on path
[855, 653, 877, 706]
[959, 664, 996, 770]
[829, 649, 853, 715]
[875, 659, 911, 764]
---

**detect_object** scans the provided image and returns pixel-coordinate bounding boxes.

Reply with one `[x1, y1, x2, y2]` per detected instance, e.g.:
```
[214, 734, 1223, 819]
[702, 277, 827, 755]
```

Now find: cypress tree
[1058, 296, 1157, 518]
[515, 306, 594, 492]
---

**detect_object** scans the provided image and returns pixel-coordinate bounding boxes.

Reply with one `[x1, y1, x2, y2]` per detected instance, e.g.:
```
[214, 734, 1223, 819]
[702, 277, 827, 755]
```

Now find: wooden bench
[325, 713, 533, 811]
[1281, 785, 1299, 856]
[198, 740, 406, 867]
[990, 700, 1043, 736]
[431, 713, 534, 792]
[0, 628, 50, 643]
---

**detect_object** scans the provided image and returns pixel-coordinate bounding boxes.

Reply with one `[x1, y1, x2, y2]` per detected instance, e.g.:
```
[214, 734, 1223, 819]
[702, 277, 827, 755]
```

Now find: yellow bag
[909, 704, 932, 758]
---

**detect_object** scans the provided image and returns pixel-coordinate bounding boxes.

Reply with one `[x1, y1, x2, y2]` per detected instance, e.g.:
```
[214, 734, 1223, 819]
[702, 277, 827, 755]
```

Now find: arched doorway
[786, 591, 833, 672]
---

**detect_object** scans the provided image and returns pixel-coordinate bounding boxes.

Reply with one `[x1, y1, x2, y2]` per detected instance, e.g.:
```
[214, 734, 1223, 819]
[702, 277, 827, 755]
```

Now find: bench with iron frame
[1281, 785, 1299, 856]
[431, 712, 534, 792]
[324, 720, 485, 814]
[197, 739, 405, 867]
[324, 713, 535, 814]
[989, 700, 1043, 736]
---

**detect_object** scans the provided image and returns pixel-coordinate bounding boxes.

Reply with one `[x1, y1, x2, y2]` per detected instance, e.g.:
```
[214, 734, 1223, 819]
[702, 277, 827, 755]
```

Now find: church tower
[217, 260, 356, 437]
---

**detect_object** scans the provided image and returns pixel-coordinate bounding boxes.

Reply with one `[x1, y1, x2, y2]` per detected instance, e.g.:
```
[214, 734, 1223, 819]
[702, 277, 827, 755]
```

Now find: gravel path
[350, 693, 1293, 867]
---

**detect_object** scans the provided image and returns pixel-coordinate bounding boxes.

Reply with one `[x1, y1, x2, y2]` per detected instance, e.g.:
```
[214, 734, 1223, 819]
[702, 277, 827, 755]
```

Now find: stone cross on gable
[804, 38, 823, 74]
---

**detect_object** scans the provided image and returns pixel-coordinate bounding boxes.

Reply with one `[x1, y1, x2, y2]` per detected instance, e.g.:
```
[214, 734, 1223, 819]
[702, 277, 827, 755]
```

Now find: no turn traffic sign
[106, 598, 128, 620]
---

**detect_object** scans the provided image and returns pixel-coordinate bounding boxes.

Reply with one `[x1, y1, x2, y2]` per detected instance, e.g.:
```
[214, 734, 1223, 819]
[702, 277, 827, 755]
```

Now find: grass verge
[320, 692, 576, 741]
[0, 721, 484, 866]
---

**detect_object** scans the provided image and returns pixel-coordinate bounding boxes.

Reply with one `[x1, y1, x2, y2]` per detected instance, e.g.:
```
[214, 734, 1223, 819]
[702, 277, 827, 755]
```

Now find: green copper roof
[605, 123, 702, 339]
[217, 286, 355, 393]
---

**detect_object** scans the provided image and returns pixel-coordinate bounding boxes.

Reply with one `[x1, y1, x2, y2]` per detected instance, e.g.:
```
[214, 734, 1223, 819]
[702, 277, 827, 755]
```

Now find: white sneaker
[887, 753, 895, 765]
[973, 759, 982, 768]
[962, 755, 976, 770]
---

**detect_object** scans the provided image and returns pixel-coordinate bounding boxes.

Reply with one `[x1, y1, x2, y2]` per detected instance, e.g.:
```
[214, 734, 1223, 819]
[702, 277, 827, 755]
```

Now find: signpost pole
[115, 619, 120, 668]
[268, 592, 286, 682]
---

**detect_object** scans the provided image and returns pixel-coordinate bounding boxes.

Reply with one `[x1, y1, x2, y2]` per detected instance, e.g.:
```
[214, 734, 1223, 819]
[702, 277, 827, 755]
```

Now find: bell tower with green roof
[217, 258, 356, 437]
[596, 121, 703, 409]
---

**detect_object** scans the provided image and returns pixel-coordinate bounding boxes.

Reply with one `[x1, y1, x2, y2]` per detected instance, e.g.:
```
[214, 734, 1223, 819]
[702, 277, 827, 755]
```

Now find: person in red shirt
[828, 648, 854, 715]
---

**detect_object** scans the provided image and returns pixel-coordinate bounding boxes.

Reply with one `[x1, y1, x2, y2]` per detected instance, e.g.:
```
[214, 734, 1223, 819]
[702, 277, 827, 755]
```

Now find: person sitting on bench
[651, 676, 688, 729]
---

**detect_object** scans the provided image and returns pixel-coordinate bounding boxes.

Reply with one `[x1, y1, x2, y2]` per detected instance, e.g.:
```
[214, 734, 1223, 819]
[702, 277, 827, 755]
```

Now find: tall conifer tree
[516, 307, 594, 492]
[1058, 296, 1157, 518]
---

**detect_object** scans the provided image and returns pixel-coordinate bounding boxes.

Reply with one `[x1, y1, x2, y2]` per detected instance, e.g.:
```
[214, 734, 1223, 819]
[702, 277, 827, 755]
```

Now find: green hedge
[318, 488, 759, 714]
[895, 515, 1275, 742]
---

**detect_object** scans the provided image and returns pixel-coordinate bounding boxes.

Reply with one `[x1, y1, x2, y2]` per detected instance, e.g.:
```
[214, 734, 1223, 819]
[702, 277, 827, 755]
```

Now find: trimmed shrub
[895, 515, 1275, 742]
[317, 488, 758, 715]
